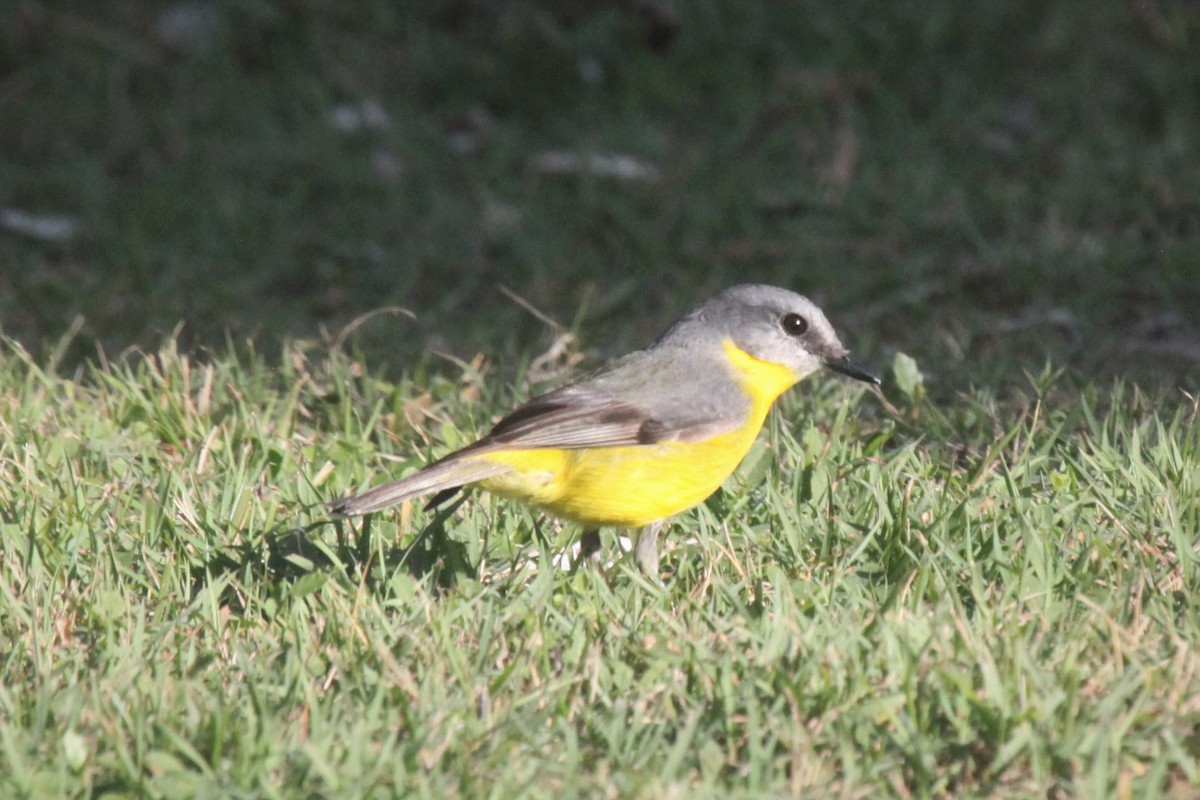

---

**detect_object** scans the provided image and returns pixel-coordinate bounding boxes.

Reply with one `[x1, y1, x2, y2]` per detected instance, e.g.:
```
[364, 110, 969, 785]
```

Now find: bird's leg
[576, 528, 602, 569]
[633, 520, 664, 578]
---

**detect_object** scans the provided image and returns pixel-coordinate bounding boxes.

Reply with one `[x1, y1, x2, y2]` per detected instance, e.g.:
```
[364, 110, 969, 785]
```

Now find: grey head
[652, 284, 879, 384]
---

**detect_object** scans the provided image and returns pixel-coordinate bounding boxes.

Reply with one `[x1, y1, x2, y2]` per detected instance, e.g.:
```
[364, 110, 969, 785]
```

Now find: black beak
[825, 354, 881, 385]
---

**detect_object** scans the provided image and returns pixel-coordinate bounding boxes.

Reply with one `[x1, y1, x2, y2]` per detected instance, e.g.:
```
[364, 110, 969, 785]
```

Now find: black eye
[781, 313, 808, 336]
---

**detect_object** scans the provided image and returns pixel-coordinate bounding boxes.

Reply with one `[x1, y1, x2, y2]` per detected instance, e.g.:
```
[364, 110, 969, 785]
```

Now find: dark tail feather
[328, 457, 510, 517]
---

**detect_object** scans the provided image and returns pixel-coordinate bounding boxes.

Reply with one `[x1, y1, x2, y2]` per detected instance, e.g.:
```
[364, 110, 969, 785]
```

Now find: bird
[329, 284, 878, 576]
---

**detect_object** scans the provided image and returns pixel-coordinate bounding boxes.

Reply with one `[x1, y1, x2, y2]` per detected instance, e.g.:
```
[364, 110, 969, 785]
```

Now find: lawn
[2, 1, 1199, 797]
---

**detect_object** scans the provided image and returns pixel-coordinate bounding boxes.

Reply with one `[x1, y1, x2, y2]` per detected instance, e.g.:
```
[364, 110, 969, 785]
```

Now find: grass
[3, 333, 1199, 797]
[4, 1, 1199, 380]
[3, 0, 1200, 797]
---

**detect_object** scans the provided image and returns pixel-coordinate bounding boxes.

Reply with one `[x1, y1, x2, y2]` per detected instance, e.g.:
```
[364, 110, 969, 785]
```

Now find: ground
[2, 1, 1199, 797]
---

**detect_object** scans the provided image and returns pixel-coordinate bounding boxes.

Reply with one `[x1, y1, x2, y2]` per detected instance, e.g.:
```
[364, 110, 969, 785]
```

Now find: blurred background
[2, 0, 1197, 386]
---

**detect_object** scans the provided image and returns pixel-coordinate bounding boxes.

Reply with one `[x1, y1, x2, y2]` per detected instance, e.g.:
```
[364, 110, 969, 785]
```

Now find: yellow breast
[476, 339, 799, 529]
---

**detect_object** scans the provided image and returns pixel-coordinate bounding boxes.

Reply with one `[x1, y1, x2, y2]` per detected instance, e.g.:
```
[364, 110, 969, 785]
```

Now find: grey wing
[465, 351, 748, 452]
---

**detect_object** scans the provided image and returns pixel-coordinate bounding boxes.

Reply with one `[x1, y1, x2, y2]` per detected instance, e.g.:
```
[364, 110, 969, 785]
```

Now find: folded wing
[330, 353, 746, 516]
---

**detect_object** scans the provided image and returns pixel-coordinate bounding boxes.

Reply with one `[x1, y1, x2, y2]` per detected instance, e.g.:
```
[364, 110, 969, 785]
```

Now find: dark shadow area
[191, 497, 490, 613]
[2, 0, 1198, 389]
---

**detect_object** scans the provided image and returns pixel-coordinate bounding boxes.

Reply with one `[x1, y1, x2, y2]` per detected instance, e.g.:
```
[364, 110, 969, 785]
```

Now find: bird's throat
[721, 339, 800, 414]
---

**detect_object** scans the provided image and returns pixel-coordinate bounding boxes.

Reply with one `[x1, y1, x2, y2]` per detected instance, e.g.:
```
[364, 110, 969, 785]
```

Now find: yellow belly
[474, 340, 799, 530]
[476, 426, 757, 528]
